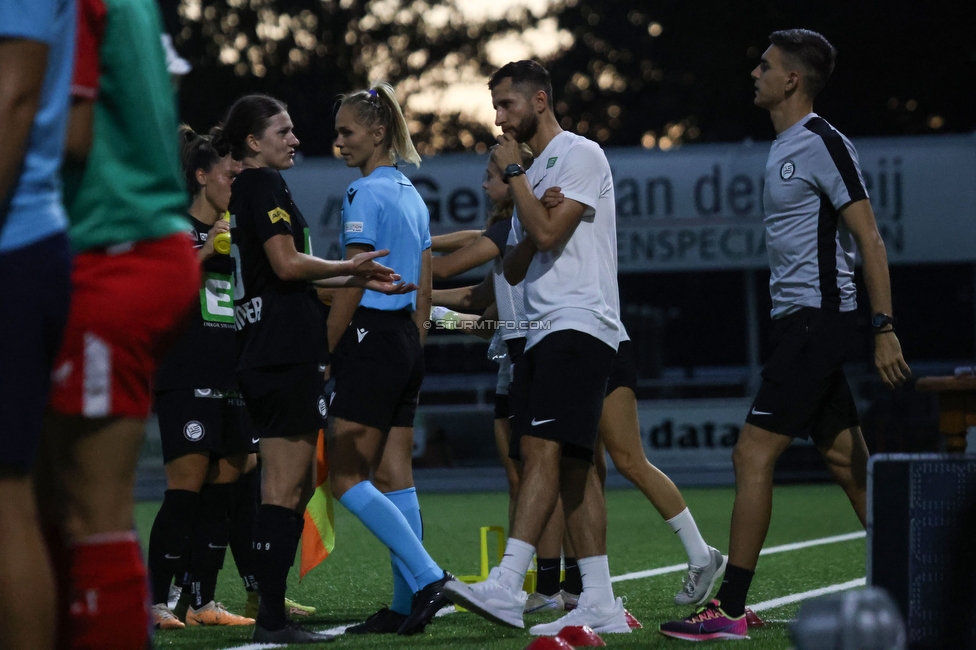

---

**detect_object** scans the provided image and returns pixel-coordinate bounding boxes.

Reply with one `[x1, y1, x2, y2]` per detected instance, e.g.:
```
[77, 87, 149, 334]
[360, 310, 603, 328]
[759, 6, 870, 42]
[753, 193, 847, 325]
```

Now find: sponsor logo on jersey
[546, 156, 558, 169]
[268, 207, 291, 224]
[318, 396, 327, 417]
[183, 420, 205, 441]
[345, 221, 364, 233]
[780, 161, 795, 180]
[346, 188, 358, 204]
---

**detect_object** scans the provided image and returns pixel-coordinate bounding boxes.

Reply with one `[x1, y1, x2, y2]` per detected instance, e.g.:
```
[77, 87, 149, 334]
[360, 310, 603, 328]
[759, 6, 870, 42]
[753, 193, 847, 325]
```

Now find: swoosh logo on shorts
[750, 408, 772, 416]
[531, 418, 556, 426]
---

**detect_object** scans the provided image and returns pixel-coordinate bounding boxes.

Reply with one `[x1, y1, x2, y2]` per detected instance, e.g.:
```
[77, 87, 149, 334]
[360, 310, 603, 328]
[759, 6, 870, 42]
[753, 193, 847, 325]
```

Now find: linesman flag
[300, 429, 335, 579]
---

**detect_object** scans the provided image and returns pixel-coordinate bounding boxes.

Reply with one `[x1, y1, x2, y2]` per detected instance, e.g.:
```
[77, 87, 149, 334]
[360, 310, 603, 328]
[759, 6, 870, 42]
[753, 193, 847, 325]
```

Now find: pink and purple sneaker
[659, 599, 748, 641]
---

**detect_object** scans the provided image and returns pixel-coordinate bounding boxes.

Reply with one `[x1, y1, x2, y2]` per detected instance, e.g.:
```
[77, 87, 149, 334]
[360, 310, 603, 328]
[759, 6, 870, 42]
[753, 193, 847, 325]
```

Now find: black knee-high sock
[536, 558, 562, 596]
[561, 556, 582, 595]
[229, 468, 260, 592]
[148, 489, 199, 605]
[253, 504, 302, 630]
[188, 483, 235, 608]
[714, 564, 754, 617]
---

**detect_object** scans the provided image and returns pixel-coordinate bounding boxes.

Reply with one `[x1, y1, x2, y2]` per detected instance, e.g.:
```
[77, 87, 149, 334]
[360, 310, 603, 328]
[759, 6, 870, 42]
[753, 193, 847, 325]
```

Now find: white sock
[666, 507, 711, 567]
[578, 555, 615, 608]
[495, 538, 534, 592]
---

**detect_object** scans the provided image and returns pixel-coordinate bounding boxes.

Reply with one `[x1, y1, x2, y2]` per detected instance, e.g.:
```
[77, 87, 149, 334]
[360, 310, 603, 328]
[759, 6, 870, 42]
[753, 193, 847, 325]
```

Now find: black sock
[714, 563, 754, 618]
[188, 483, 235, 608]
[148, 489, 199, 605]
[535, 558, 561, 596]
[229, 469, 259, 591]
[560, 557, 582, 595]
[253, 504, 302, 630]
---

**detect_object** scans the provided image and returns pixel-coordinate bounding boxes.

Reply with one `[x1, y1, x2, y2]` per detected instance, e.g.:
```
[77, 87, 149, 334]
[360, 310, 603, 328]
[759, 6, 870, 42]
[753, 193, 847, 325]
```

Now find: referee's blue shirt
[340, 166, 431, 312]
[0, 0, 75, 253]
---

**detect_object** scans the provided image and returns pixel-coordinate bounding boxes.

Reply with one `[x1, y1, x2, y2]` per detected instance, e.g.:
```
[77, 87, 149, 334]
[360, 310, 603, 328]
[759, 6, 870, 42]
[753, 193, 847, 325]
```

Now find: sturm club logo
[318, 396, 328, 417]
[780, 161, 795, 180]
[183, 420, 205, 441]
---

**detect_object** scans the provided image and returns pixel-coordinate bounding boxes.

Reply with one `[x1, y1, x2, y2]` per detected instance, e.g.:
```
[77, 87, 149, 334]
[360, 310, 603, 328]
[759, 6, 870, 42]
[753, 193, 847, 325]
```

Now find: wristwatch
[871, 313, 896, 330]
[502, 163, 525, 184]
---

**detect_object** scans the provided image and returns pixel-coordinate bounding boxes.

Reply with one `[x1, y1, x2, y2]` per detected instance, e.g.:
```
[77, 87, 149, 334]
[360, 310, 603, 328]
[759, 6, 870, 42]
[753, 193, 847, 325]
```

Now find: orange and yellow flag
[300, 430, 335, 580]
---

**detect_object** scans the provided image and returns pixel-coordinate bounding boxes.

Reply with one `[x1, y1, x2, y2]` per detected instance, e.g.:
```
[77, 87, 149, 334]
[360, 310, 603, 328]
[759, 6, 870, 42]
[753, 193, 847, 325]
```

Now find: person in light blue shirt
[339, 166, 431, 312]
[327, 82, 449, 636]
[0, 0, 75, 646]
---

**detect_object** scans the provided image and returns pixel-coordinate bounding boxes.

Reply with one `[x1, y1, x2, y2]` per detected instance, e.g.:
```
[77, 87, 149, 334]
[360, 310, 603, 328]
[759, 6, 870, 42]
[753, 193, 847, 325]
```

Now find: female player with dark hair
[221, 93, 410, 644]
[147, 126, 255, 630]
[328, 83, 452, 636]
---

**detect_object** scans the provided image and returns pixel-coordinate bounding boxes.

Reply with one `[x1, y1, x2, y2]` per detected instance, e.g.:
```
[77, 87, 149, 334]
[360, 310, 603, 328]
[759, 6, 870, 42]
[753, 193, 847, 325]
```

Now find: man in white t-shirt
[443, 60, 630, 636]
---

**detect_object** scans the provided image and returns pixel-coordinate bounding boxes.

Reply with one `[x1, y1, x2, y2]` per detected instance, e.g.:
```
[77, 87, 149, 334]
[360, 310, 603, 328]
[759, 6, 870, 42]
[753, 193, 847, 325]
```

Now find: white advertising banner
[283, 134, 976, 272]
[633, 398, 748, 471]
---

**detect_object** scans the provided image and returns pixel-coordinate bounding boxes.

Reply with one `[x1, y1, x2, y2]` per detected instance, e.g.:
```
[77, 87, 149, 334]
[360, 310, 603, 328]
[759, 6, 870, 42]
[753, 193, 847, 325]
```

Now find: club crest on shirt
[268, 207, 291, 224]
[780, 161, 795, 180]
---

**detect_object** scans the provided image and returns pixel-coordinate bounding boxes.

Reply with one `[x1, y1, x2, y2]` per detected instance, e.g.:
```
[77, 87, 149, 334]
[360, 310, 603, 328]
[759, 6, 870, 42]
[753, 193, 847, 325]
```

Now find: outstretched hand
[364, 280, 418, 295]
[348, 249, 396, 282]
[874, 332, 912, 388]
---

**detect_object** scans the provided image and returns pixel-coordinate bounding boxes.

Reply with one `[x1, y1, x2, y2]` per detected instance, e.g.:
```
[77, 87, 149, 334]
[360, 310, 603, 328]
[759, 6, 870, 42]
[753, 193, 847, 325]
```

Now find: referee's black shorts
[509, 329, 616, 463]
[330, 307, 424, 431]
[746, 307, 860, 444]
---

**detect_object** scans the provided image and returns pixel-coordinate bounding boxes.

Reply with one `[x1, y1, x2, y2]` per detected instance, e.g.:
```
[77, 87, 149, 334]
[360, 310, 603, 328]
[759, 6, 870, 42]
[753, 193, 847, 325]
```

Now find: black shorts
[238, 362, 327, 438]
[494, 394, 510, 420]
[509, 330, 616, 463]
[746, 307, 860, 443]
[0, 233, 71, 473]
[155, 389, 255, 463]
[330, 308, 423, 430]
[606, 339, 638, 395]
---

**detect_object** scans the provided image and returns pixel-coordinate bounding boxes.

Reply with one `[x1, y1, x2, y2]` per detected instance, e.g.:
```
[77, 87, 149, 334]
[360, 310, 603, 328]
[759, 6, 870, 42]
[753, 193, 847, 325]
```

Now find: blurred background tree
[164, 0, 976, 156]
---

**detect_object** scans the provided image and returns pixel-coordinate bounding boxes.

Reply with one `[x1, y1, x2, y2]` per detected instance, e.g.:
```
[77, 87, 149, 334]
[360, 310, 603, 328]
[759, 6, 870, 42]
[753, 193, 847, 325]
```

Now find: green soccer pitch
[136, 483, 865, 649]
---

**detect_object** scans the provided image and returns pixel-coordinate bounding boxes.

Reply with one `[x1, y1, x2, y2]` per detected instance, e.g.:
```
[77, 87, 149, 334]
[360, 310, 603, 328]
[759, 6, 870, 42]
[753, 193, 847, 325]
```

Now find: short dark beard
[512, 111, 539, 144]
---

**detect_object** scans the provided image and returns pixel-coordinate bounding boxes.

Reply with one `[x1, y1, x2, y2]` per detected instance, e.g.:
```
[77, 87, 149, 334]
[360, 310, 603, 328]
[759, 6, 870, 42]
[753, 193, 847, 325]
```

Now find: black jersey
[230, 167, 328, 370]
[155, 216, 237, 390]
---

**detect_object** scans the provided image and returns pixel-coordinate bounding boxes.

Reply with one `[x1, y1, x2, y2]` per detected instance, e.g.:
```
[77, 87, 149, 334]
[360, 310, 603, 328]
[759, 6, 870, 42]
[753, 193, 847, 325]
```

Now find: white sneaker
[442, 568, 527, 628]
[673, 546, 727, 607]
[559, 589, 579, 611]
[524, 591, 565, 614]
[529, 594, 631, 636]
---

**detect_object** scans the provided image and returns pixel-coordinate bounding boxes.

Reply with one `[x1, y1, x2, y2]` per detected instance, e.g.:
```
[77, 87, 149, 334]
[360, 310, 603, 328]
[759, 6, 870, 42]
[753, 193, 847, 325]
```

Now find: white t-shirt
[508, 131, 621, 351]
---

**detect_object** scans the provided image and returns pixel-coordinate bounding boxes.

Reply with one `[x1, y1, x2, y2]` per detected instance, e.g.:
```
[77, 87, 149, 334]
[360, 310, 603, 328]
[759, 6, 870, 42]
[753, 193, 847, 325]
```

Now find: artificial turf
[138, 482, 864, 649]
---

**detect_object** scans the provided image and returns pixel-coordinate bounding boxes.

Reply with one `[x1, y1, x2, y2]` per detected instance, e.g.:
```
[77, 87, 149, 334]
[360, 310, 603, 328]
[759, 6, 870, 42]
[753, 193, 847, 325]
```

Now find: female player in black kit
[148, 126, 255, 630]
[221, 93, 411, 644]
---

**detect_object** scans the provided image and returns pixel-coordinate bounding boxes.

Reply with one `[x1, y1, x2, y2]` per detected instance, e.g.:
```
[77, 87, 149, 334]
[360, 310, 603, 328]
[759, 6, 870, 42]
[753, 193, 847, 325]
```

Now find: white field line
[611, 530, 865, 583]
[751, 577, 866, 612]
[219, 531, 865, 649]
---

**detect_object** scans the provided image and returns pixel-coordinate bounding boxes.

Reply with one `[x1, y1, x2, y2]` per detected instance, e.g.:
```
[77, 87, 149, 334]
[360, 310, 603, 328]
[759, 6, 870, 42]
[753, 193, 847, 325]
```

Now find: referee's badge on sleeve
[345, 222, 364, 233]
[780, 161, 795, 180]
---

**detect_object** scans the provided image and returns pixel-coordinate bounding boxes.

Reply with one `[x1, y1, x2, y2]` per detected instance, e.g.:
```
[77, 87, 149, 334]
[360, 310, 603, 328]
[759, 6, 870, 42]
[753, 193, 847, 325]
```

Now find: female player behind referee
[148, 126, 255, 629]
[221, 93, 411, 644]
[328, 83, 452, 636]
